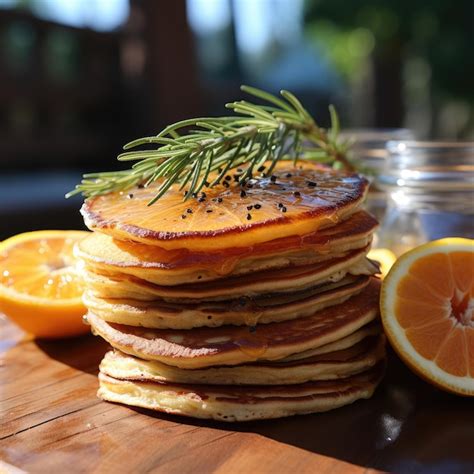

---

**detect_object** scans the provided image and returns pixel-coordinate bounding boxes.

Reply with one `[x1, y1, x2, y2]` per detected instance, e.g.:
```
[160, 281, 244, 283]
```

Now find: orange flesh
[395, 251, 474, 376]
[0, 237, 84, 300]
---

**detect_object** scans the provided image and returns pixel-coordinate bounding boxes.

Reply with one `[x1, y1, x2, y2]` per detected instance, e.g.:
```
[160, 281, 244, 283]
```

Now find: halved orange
[0, 230, 90, 339]
[82, 161, 368, 251]
[380, 238, 474, 396]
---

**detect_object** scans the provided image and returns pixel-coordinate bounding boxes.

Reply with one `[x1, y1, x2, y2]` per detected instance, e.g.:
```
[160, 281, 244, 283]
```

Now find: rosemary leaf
[68, 85, 354, 204]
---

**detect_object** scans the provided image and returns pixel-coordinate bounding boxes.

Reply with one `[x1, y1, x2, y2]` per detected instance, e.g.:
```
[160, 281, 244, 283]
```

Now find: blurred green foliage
[304, 0, 473, 100]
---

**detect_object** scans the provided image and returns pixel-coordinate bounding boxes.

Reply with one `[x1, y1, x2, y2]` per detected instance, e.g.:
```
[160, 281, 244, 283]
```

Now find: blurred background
[0, 0, 472, 238]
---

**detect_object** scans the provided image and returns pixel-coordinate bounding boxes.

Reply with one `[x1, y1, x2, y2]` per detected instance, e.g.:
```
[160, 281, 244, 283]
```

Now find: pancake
[81, 253, 378, 303]
[87, 279, 380, 369]
[282, 322, 381, 361]
[98, 362, 385, 422]
[100, 335, 385, 385]
[86, 266, 361, 303]
[82, 161, 369, 252]
[83, 275, 370, 329]
[76, 210, 378, 285]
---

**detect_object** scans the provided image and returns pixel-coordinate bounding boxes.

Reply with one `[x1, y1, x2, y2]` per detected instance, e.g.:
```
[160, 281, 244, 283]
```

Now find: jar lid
[378, 141, 474, 191]
[341, 129, 415, 173]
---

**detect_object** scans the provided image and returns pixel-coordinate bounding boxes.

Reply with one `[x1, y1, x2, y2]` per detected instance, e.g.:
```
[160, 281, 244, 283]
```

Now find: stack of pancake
[77, 161, 386, 422]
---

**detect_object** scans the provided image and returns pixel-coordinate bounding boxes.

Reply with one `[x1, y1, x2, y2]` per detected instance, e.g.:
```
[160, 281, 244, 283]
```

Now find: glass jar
[341, 129, 415, 222]
[375, 141, 474, 256]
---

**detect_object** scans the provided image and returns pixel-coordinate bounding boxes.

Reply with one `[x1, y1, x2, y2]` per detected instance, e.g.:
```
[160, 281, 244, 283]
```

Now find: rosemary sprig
[67, 85, 354, 204]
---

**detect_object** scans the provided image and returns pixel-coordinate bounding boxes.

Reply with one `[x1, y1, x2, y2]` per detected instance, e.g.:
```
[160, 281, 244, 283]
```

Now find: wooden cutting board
[1, 315, 473, 474]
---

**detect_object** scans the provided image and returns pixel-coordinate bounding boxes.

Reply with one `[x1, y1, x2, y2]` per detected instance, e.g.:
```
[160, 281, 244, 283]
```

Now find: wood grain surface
[1, 314, 473, 474]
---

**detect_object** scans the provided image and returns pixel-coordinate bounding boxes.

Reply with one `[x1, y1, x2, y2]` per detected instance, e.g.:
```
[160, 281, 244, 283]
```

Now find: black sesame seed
[137, 184, 145, 189]
[246, 205, 253, 211]
[223, 181, 229, 188]
[270, 175, 277, 183]
[278, 202, 283, 208]
[186, 208, 193, 214]
[240, 190, 247, 198]
[254, 204, 261, 209]
[225, 175, 231, 181]
[204, 181, 210, 187]
[246, 213, 252, 220]
[285, 173, 292, 178]
[307, 181, 317, 187]
[281, 206, 287, 213]
[181, 215, 187, 219]
[198, 198, 206, 203]
[237, 168, 243, 173]
[293, 191, 301, 197]
[258, 165, 266, 172]
[206, 209, 213, 213]
[183, 191, 188, 197]
[192, 192, 197, 198]
[127, 193, 134, 199]
[217, 197, 223, 203]
[201, 192, 207, 198]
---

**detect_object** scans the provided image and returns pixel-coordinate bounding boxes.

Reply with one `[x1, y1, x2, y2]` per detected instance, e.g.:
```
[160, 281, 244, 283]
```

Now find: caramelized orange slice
[82, 161, 368, 251]
[380, 238, 474, 396]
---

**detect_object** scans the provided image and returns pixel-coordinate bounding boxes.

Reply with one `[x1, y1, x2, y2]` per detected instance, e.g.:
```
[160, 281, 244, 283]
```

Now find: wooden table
[1, 315, 473, 474]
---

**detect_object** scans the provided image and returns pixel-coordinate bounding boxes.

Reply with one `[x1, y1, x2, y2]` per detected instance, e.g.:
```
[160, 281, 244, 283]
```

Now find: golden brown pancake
[282, 322, 381, 360]
[98, 362, 385, 422]
[82, 161, 369, 252]
[87, 279, 380, 369]
[76, 210, 378, 285]
[77, 152, 383, 422]
[82, 268, 371, 303]
[100, 335, 385, 385]
[83, 275, 370, 329]
[81, 253, 377, 303]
